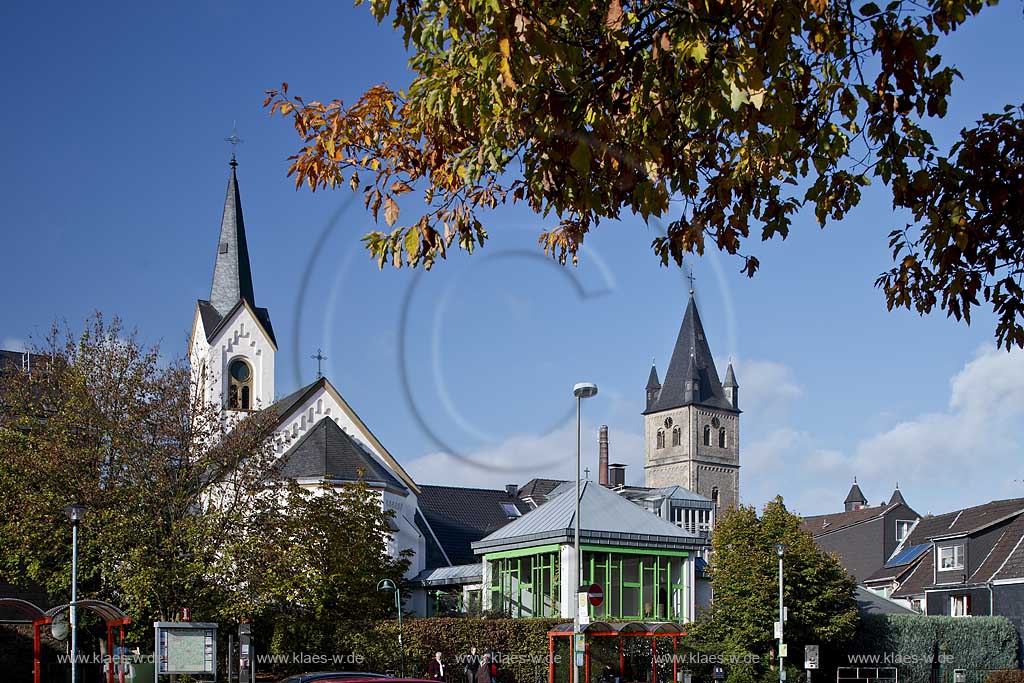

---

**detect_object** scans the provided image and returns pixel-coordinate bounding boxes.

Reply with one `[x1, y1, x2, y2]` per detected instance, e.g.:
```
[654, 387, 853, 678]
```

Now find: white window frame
[896, 520, 913, 543]
[939, 544, 964, 571]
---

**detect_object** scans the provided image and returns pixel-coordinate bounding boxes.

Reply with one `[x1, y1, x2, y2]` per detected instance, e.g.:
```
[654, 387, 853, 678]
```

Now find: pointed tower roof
[889, 485, 907, 507]
[845, 479, 867, 505]
[646, 363, 661, 390]
[209, 158, 256, 318]
[645, 291, 734, 413]
[723, 362, 738, 388]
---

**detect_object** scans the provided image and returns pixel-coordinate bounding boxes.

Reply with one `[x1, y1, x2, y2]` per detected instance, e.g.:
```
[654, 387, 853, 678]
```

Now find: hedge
[263, 617, 563, 683]
[851, 614, 1019, 683]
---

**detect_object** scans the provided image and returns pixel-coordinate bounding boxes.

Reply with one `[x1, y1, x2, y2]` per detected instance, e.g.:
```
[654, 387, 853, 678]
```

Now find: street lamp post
[572, 382, 598, 683]
[64, 503, 85, 683]
[775, 543, 787, 683]
[377, 579, 404, 677]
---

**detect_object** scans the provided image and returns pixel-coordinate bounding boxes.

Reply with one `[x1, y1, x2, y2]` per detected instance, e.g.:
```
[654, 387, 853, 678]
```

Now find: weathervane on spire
[225, 123, 243, 165]
[312, 348, 328, 378]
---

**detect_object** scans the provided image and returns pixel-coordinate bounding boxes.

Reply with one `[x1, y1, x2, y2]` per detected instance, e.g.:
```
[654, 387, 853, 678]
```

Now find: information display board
[154, 621, 217, 678]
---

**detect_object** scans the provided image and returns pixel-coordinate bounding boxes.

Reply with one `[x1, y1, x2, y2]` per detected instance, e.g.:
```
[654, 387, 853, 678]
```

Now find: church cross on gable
[643, 290, 741, 512]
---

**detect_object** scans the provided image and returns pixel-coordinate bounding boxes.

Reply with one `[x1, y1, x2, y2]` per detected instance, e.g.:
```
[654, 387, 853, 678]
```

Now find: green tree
[255, 480, 412, 656]
[266, 0, 1024, 348]
[695, 497, 858, 668]
[0, 315, 285, 638]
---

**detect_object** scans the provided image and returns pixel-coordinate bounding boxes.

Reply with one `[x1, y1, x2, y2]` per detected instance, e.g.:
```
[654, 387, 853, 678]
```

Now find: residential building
[801, 482, 920, 581]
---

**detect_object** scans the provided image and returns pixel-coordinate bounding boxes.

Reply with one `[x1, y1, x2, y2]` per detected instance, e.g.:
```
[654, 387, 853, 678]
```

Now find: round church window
[664, 417, 673, 429]
[229, 359, 251, 382]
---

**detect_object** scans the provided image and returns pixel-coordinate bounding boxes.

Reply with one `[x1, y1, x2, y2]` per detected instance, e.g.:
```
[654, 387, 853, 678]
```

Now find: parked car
[276, 673, 389, 683]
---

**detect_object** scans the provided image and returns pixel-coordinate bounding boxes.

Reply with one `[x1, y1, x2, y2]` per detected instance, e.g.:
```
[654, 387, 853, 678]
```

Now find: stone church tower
[644, 290, 740, 512]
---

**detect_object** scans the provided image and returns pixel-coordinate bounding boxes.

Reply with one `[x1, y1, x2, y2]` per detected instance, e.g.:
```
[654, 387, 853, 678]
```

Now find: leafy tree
[266, 0, 1024, 348]
[0, 315, 284, 638]
[254, 480, 412, 656]
[695, 497, 858, 668]
[0, 315, 409, 649]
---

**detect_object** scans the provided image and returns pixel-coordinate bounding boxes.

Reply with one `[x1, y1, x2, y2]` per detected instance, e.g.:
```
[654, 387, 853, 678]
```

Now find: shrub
[988, 671, 1024, 683]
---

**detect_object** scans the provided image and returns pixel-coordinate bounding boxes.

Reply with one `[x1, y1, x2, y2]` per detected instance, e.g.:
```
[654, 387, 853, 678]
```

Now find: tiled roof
[855, 586, 916, 615]
[417, 485, 531, 566]
[276, 416, 406, 491]
[517, 478, 566, 507]
[801, 503, 897, 536]
[904, 498, 1024, 544]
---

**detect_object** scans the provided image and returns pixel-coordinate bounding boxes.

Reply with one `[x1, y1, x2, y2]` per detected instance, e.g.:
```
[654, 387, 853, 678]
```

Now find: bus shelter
[548, 622, 689, 683]
[46, 599, 132, 683]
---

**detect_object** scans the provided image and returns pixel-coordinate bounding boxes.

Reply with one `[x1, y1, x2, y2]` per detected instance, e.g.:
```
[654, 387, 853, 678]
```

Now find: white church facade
[188, 156, 432, 614]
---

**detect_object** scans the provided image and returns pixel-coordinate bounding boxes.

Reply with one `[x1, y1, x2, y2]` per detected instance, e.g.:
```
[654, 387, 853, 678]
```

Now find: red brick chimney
[599, 425, 610, 486]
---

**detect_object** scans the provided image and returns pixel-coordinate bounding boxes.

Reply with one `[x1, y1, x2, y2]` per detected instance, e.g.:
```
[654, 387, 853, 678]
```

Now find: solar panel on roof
[885, 543, 929, 568]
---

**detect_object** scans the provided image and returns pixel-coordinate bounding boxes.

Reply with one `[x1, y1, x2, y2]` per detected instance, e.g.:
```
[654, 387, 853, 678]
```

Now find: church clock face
[664, 417, 673, 429]
[711, 417, 720, 429]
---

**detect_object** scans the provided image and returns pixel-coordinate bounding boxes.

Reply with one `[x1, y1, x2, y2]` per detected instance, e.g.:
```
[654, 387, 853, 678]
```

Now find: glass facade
[583, 548, 688, 621]
[489, 548, 561, 617]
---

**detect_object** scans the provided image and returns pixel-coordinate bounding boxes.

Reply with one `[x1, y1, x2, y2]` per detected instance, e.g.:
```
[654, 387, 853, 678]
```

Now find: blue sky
[2, 1, 1023, 518]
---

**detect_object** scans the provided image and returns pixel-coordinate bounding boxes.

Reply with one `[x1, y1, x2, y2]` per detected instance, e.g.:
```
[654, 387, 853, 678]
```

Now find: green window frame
[486, 549, 560, 618]
[582, 548, 688, 622]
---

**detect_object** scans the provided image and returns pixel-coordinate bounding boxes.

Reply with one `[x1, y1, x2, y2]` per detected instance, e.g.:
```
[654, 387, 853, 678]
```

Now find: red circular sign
[587, 583, 604, 607]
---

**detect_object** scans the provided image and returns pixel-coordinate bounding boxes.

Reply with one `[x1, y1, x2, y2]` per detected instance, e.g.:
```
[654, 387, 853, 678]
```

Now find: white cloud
[1, 337, 28, 352]
[405, 422, 645, 490]
[742, 346, 1024, 517]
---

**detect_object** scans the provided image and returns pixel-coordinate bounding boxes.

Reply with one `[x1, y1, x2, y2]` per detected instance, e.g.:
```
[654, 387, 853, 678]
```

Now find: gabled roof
[209, 159, 256, 318]
[267, 376, 420, 493]
[904, 498, 1024, 544]
[517, 478, 566, 507]
[195, 298, 277, 348]
[473, 481, 703, 555]
[276, 416, 406, 492]
[800, 503, 897, 537]
[645, 292, 734, 414]
[417, 485, 531, 566]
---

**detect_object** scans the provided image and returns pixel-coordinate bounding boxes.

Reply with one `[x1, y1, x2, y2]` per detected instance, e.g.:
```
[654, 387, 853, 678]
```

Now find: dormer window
[896, 520, 913, 543]
[939, 545, 964, 571]
[703, 425, 711, 446]
[228, 358, 253, 410]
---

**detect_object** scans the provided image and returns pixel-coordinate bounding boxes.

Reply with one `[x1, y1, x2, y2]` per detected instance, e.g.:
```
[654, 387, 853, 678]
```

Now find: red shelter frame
[46, 599, 132, 683]
[548, 622, 688, 683]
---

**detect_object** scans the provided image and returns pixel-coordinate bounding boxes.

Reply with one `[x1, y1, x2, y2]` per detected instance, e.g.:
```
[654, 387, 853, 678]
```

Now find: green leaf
[570, 141, 592, 175]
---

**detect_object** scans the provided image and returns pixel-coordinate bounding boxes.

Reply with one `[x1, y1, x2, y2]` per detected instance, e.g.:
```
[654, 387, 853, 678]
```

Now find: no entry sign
[587, 583, 604, 607]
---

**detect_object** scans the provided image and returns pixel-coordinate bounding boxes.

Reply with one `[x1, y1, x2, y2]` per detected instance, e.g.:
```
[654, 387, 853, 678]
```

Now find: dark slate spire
[844, 478, 867, 512]
[209, 158, 256, 318]
[889, 484, 907, 507]
[723, 362, 738, 409]
[645, 361, 661, 411]
[645, 291, 733, 413]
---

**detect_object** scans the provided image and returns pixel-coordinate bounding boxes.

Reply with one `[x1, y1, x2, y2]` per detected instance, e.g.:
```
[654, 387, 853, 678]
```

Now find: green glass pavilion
[472, 481, 707, 622]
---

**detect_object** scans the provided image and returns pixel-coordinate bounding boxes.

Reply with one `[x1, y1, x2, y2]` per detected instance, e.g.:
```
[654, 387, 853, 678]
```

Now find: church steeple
[645, 361, 661, 410]
[209, 158, 256, 318]
[645, 291, 733, 414]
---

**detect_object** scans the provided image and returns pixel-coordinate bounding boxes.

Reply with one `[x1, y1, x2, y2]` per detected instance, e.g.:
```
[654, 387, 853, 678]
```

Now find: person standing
[464, 646, 480, 683]
[475, 654, 492, 683]
[428, 652, 445, 681]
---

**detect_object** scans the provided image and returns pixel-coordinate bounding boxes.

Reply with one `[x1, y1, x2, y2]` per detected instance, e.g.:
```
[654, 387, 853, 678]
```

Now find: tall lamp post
[774, 543, 787, 683]
[377, 579, 404, 677]
[572, 382, 598, 683]
[64, 503, 85, 683]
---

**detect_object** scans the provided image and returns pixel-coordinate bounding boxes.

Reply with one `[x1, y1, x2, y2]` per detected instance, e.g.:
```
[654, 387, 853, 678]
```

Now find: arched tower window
[671, 427, 681, 447]
[711, 487, 720, 509]
[703, 425, 711, 446]
[228, 358, 253, 410]
[656, 430, 665, 449]
[719, 427, 727, 448]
